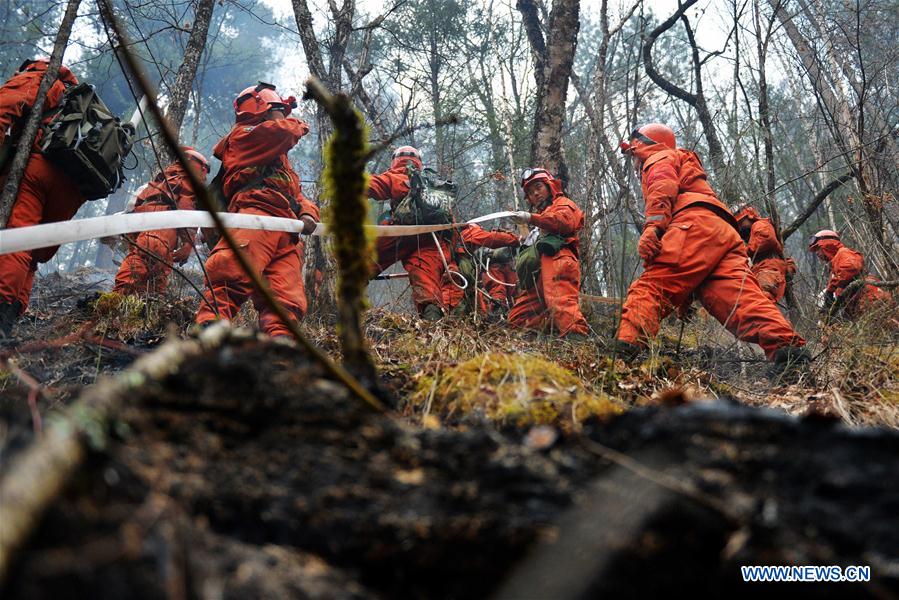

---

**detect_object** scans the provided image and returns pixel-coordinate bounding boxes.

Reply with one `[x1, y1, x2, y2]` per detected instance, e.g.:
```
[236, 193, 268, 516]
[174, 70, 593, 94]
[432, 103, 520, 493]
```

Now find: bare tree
[642, 0, 737, 202]
[156, 0, 215, 167]
[770, 0, 899, 264]
[517, 0, 580, 185]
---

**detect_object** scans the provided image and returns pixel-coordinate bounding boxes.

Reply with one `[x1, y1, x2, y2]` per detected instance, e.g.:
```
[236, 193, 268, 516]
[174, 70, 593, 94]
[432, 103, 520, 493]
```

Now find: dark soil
[3, 336, 898, 598]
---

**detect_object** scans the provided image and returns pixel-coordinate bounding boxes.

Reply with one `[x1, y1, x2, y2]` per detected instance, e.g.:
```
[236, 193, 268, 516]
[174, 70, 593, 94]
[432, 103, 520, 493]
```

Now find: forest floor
[1, 268, 898, 597]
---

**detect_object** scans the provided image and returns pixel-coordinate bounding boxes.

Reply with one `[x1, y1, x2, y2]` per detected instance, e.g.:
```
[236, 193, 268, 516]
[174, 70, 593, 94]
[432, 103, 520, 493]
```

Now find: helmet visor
[521, 168, 549, 187]
[630, 129, 658, 146]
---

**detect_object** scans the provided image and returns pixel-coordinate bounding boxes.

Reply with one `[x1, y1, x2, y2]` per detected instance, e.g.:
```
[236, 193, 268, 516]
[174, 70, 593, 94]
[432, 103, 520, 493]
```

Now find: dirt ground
[1, 271, 898, 597]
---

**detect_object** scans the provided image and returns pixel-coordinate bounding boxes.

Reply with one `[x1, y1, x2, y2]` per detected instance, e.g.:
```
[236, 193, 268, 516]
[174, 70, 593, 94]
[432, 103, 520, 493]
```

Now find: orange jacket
[212, 117, 317, 221]
[635, 145, 731, 231]
[368, 155, 421, 205]
[133, 162, 199, 247]
[453, 224, 519, 255]
[528, 178, 584, 253]
[815, 239, 866, 295]
[368, 155, 438, 248]
[746, 218, 783, 260]
[135, 163, 197, 211]
[0, 61, 78, 149]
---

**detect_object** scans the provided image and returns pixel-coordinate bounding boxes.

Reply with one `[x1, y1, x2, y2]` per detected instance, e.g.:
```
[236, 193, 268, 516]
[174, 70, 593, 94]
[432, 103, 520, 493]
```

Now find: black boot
[420, 303, 444, 322]
[606, 339, 642, 363]
[770, 345, 812, 379]
[564, 332, 590, 344]
[0, 300, 23, 339]
[773, 345, 811, 367]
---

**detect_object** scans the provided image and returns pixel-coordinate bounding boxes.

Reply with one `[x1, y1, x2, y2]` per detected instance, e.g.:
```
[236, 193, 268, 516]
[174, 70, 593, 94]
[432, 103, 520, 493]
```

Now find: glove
[172, 245, 192, 265]
[509, 211, 531, 225]
[637, 227, 663, 265]
[301, 215, 317, 235]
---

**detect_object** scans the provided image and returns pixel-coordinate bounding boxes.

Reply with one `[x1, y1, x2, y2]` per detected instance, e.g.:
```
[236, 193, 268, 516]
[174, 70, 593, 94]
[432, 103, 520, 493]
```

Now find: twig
[579, 437, 735, 519]
[1, 358, 45, 434]
[303, 77, 382, 394]
[365, 114, 460, 160]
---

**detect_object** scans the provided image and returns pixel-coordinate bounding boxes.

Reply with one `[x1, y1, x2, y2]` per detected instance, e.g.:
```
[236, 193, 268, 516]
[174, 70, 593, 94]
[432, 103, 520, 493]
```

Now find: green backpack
[40, 83, 134, 200]
[515, 234, 566, 288]
[515, 243, 541, 288]
[391, 166, 456, 225]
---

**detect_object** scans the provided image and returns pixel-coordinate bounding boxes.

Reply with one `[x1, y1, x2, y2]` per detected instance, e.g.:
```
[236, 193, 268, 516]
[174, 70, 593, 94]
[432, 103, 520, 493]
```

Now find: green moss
[93, 291, 145, 333]
[321, 105, 374, 312]
[410, 352, 624, 430]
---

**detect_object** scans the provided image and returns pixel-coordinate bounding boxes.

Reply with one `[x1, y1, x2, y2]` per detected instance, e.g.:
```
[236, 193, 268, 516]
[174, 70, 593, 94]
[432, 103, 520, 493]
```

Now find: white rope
[430, 231, 468, 290]
[484, 256, 516, 287]
[0, 210, 517, 255]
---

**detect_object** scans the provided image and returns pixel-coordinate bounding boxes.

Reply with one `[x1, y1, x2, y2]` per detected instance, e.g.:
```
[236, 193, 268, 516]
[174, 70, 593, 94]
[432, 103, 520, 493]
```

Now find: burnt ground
[3, 335, 898, 598]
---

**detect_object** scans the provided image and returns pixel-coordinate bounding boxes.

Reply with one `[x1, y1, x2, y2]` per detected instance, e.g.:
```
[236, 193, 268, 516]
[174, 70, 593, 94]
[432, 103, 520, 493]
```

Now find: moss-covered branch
[303, 78, 379, 391]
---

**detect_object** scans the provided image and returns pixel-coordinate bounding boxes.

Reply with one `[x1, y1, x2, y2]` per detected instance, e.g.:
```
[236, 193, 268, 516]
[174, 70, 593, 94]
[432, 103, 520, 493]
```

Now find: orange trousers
[617, 208, 804, 359]
[0, 155, 86, 312]
[374, 234, 452, 314]
[112, 205, 177, 296]
[483, 262, 517, 309]
[844, 280, 895, 320]
[753, 257, 789, 304]
[508, 247, 589, 336]
[195, 207, 307, 336]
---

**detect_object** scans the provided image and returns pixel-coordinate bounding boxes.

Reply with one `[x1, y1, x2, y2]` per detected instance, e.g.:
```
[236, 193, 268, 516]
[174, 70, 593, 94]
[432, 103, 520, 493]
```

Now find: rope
[431, 231, 467, 290]
[484, 256, 516, 287]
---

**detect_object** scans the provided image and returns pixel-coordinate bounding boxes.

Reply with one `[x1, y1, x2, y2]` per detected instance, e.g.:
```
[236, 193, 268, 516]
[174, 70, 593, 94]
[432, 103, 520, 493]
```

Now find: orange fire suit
[617, 146, 804, 359]
[814, 238, 893, 318]
[0, 61, 84, 314]
[442, 225, 520, 313]
[113, 163, 198, 296]
[195, 117, 318, 336]
[369, 156, 455, 314]
[508, 180, 589, 337]
[742, 217, 795, 304]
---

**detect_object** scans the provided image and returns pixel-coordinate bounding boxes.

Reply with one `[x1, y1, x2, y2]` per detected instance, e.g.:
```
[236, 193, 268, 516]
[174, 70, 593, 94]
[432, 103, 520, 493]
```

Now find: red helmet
[234, 82, 297, 120]
[391, 145, 422, 169]
[521, 168, 553, 190]
[619, 123, 677, 155]
[182, 146, 209, 172]
[733, 205, 762, 223]
[17, 58, 78, 86]
[808, 229, 840, 250]
[393, 146, 421, 162]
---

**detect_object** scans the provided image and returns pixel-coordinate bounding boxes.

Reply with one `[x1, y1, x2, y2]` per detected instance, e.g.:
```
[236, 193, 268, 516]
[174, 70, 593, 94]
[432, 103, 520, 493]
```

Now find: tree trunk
[0, 0, 81, 228]
[155, 0, 213, 168]
[517, 0, 580, 186]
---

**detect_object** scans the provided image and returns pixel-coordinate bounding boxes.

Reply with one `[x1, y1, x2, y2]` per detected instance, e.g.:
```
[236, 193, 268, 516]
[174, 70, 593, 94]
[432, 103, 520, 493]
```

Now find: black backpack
[391, 166, 456, 225]
[40, 83, 134, 200]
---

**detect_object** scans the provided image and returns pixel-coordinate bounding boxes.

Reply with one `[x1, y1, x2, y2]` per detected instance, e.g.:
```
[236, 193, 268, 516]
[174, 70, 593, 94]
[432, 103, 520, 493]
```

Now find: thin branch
[781, 173, 854, 240]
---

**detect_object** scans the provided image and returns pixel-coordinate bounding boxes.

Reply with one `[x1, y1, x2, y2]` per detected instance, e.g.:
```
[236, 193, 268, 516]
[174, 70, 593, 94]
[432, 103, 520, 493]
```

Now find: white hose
[0, 210, 519, 256]
[431, 231, 468, 290]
